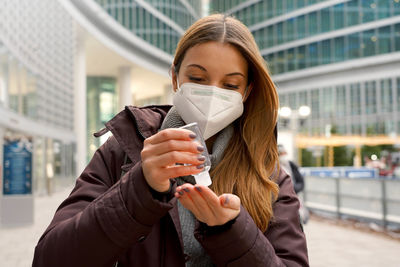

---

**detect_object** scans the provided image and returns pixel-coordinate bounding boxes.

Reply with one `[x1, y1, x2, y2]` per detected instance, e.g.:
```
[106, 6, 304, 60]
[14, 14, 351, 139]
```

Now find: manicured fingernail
[196, 164, 204, 169]
[178, 191, 184, 195]
[224, 196, 230, 205]
[183, 188, 190, 192]
[195, 186, 202, 192]
[197, 146, 204, 152]
[198, 155, 206, 161]
[189, 133, 197, 139]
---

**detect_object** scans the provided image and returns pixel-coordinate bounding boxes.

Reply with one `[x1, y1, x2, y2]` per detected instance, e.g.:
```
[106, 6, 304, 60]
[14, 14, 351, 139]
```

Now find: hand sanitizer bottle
[180, 122, 212, 186]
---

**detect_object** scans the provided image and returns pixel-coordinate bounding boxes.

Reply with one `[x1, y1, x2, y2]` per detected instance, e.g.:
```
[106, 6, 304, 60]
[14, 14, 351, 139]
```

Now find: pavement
[1, 186, 399, 267]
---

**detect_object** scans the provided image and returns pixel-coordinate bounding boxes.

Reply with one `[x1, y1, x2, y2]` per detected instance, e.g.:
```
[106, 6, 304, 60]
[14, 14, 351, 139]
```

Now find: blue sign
[344, 169, 377, 178]
[3, 139, 32, 195]
[300, 167, 378, 179]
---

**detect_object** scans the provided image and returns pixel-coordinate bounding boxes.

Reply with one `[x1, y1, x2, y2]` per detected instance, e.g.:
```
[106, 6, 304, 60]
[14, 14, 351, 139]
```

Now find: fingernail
[189, 133, 197, 139]
[198, 155, 206, 161]
[197, 146, 204, 152]
[178, 191, 184, 195]
[196, 164, 204, 169]
[224, 196, 230, 205]
[195, 186, 202, 192]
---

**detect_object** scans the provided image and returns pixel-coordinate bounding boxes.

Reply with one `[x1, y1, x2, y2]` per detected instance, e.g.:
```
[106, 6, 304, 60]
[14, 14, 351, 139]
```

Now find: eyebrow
[186, 64, 245, 78]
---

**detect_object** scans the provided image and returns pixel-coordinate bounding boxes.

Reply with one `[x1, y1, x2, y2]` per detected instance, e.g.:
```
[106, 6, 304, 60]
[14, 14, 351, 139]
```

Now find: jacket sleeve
[32, 136, 176, 267]
[194, 171, 309, 267]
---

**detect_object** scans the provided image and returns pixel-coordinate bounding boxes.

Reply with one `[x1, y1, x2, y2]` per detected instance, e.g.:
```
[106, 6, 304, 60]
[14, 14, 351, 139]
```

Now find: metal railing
[303, 176, 400, 229]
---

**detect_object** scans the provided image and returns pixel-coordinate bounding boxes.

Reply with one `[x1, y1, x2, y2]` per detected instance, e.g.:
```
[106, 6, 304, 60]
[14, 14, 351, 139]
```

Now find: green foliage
[334, 146, 353, 166]
[300, 148, 314, 167]
[361, 144, 395, 165]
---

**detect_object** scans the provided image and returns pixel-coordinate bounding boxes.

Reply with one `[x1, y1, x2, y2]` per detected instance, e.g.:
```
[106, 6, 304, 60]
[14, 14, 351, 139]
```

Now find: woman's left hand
[175, 184, 240, 226]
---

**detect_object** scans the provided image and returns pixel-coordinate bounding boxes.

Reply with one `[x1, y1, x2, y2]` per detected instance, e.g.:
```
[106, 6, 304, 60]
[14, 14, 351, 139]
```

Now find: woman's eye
[188, 76, 204, 82]
[224, 83, 239, 89]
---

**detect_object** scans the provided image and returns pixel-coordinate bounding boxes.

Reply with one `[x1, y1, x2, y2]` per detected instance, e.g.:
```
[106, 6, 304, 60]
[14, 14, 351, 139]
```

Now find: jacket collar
[103, 105, 172, 161]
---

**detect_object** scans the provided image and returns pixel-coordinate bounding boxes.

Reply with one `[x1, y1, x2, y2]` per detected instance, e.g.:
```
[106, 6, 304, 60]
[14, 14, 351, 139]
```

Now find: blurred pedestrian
[278, 144, 304, 194]
[278, 144, 309, 224]
[33, 14, 308, 267]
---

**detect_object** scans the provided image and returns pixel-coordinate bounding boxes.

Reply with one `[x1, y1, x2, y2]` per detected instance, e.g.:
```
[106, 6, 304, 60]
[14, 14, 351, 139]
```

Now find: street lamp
[278, 105, 311, 164]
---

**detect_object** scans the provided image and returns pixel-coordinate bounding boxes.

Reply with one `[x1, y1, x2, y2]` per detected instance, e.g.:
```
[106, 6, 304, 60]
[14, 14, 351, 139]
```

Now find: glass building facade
[87, 77, 118, 160]
[79, 1, 203, 160]
[95, 0, 202, 55]
[210, 0, 400, 137]
[0, 0, 76, 195]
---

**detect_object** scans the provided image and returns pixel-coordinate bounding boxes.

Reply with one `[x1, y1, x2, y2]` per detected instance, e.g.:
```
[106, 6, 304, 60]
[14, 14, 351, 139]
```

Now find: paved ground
[1, 186, 399, 266]
[303, 218, 400, 267]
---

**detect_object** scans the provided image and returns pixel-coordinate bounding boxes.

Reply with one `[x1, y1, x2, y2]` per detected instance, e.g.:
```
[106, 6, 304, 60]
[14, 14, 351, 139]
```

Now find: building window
[308, 12, 318, 36]
[279, 93, 288, 107]
[267, 26, 274, 47]
[378, 26, 392, 54]
[297, 46, 306, 70]
[287, 48, 296, 71]
[377, 0, 391, 19]
[275, 0, 283, 16]
[348, 33, 361, 59]
[288, 92, 297, 110]
[350, 83, 361, 116]
[362, 29, 376, 57]
[380, 79, 393, 113]
[322, 87, 333, 119]
[277, 22, 284, 44]
[364, 80, 377, 114]
[397, 77, 400, 112]
[297, 0, 305, 9]
[321, 8, 331, 33]
[395, 0, 400, 16]
[286, 18, 295, 42]
[346, 0, 359, 26]
[334, 37, 345, 62]
[395, 24, 400, 51]
[321, 39, 331, 64]
[276, 51, 285, 73]
[361, 0, 376, 23]
[335, 85, 346, 118]
[333, 4, 344, 30]
[296, 15, 306, 39]
[311, 89, 319, 119]
[308, 43, 319, 67]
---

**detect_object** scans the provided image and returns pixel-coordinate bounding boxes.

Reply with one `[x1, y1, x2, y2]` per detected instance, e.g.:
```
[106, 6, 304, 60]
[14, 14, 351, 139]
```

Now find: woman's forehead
[181, 42, 248, 75]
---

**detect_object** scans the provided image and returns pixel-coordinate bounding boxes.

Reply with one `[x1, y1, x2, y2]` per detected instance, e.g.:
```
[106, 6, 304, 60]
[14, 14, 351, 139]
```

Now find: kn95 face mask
[173, 82, 244, 140]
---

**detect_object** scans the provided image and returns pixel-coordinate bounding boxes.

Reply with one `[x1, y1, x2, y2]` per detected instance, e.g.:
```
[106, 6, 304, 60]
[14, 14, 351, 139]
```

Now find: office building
[62, 0, 202, 165]
[0, 0, 76, 195]
[211, 0, 400, 138]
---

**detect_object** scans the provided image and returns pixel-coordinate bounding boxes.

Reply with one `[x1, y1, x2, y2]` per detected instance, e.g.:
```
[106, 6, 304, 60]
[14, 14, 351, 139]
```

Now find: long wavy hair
[173, 14, 280, 231]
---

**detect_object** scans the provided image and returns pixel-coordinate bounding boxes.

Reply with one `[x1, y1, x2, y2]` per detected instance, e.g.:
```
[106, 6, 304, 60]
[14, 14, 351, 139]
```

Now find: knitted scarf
[160, 107, 233, 267]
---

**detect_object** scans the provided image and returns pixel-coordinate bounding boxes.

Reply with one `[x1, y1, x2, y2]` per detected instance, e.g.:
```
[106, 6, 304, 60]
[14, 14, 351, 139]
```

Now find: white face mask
[173, 82, 244, 140]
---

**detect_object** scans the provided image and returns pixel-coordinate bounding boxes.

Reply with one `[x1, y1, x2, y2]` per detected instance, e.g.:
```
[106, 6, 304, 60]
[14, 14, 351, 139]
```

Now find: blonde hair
[173, 14, 280, 232]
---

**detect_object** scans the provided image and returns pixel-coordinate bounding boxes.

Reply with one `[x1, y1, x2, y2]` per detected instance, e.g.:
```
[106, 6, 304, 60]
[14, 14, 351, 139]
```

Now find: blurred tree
[361, 144, 395, 165]
[300, 148, 314, 167]
[333, 146, 353, 166]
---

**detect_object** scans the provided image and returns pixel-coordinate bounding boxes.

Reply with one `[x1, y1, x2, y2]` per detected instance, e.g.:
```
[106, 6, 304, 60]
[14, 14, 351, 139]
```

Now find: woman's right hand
[141, 128, 206, 192]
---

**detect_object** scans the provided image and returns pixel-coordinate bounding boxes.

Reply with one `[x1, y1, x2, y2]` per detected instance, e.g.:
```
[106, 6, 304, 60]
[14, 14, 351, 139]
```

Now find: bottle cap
[193, 171, 212, 186]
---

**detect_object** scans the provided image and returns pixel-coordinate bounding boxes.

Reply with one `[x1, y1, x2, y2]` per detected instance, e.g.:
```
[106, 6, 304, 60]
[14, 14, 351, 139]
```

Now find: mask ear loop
[174, 66, 181, 91]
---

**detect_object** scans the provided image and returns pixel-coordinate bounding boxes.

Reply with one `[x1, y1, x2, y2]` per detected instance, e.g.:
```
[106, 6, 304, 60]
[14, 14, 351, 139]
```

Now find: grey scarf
[160, 107, 233, 267]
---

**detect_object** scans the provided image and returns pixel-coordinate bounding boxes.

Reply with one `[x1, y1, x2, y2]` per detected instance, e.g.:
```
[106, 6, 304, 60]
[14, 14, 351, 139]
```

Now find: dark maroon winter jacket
[33, 105, 308, 267]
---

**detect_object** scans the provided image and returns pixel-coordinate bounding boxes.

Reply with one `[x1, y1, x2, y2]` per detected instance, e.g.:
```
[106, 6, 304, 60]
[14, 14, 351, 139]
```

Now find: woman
[33, 14, 308, 267]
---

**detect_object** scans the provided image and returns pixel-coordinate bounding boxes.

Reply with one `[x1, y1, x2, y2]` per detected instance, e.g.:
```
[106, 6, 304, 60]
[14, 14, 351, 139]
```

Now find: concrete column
[163, 84, 173, 105]
[118, 67, 132, 110]
[74, 24, 87, 176]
